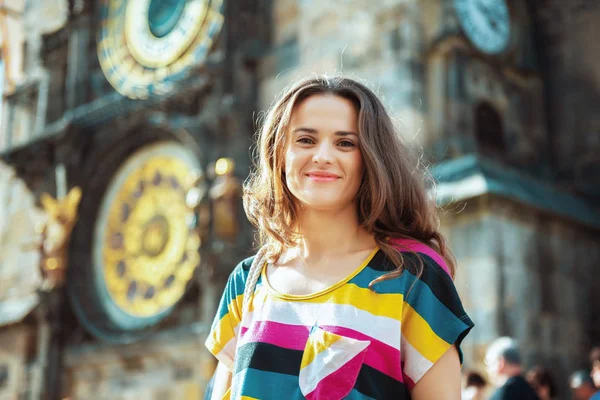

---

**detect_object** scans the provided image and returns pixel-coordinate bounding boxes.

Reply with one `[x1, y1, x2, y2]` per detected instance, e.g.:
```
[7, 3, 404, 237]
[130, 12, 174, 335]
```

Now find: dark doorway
[475, 102, 506, 156]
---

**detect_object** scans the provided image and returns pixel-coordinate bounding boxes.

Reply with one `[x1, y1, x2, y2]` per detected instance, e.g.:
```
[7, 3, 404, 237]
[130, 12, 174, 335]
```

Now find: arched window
[474, 102, 505, 156]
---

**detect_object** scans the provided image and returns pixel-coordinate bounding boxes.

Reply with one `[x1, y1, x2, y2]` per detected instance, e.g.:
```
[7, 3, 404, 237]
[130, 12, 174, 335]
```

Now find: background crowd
[462, 340, 600, 400]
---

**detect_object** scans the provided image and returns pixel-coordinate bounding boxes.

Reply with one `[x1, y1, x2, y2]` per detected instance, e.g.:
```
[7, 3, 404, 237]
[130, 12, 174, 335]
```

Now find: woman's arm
[210, 362, 232, 400]
[411, 345, 462, 400]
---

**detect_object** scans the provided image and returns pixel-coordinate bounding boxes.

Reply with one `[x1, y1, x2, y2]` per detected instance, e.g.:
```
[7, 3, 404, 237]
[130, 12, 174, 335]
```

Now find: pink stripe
[240, 320, 309, 350]
[305, 351, 366, 400]
[321, 325, 402, 382]
[240, 321, 403, 382]
[389, 238, 450, 275]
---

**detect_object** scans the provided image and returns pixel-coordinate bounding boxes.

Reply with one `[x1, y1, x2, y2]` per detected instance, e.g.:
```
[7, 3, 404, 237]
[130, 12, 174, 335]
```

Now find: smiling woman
[284, 94, 363, 212]
[205, 76, 474, 400]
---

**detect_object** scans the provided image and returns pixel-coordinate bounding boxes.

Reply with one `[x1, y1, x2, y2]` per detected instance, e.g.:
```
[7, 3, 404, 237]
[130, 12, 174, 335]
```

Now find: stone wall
[259, 0, 428, 142]
[63, 324, 214, 400]
[0, 162, 44, 325]
[442, 194, 600, 383]
[530, 0, 600, 197]
[0, 324, 34, 399]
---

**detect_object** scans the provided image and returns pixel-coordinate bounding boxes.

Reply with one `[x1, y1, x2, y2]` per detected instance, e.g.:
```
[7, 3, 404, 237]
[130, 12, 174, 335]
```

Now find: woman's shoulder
[387, 237, 451, 277]
[224, 255, 257, 286]
[359, 238, 456, 298]
[237, 255, 257, 273]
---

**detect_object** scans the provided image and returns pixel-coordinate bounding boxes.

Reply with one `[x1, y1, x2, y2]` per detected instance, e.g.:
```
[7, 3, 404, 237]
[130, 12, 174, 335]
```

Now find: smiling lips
[306, 171, 340, 182]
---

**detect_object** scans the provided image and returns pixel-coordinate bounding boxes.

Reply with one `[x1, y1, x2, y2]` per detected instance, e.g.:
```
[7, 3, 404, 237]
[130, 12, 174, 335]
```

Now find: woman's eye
[297, 137, 315, 144]
[338, 140, 356, 148]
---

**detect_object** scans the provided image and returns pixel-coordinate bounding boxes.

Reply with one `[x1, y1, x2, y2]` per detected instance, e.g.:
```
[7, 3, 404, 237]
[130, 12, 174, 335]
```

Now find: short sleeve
[205, 257, 254, 371]
[399, 252, 474, 389]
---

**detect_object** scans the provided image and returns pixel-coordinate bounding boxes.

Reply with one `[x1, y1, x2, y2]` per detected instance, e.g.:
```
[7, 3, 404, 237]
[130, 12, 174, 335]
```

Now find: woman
[526, 366, 557, 400]
[462, 370, 488, 400]
[206, 75, 474, 399]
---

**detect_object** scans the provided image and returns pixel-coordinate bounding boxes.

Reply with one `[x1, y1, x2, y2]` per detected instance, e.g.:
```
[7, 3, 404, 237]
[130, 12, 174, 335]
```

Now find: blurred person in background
[462, 370, 487, 400]
[484, 337, 539, 400]
[526, 366, 558, 400]
[569, 370, 600, 400]
[590, 347, 600, 392]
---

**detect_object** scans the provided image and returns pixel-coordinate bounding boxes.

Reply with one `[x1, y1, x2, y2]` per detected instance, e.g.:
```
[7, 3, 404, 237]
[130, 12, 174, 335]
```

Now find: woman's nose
[312, 142, 334, 164]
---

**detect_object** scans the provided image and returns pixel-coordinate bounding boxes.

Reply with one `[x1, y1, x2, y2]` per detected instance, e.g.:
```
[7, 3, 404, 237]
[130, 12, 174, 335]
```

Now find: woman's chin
[297, 197, 353, 212]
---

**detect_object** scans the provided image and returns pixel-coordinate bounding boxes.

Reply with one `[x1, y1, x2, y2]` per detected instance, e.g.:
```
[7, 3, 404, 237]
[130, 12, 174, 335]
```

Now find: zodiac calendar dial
[94, 142, 203, 318]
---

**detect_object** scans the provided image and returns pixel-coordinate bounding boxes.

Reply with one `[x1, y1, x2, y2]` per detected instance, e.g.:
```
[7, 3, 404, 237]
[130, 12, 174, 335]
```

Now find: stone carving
[37, 187, 82, 291]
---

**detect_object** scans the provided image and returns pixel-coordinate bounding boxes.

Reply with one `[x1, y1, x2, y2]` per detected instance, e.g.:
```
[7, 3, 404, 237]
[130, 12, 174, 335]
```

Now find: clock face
[454, 0, 511, 55]
[97, 0, 224, 99]
[94, 142, 203, 318]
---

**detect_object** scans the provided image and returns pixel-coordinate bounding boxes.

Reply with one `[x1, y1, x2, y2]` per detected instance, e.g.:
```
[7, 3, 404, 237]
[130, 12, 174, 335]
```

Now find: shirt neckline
[261, 246, 380, 301]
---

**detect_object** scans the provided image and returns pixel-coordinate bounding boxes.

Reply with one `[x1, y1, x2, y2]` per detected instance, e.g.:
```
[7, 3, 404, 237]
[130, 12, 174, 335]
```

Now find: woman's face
[283, 94, 364, 212]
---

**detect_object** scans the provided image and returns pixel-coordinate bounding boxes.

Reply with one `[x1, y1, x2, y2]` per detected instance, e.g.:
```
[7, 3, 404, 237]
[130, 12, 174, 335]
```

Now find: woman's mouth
[306, 172, 340, 182]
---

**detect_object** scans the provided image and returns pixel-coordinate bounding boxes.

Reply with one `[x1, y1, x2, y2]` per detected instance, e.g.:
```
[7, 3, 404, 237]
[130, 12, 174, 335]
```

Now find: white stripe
[299, 333, 370, 395]
[211, 334, 238, 372]
[245, 291, 401, 348]
[401, 334, 433, 383]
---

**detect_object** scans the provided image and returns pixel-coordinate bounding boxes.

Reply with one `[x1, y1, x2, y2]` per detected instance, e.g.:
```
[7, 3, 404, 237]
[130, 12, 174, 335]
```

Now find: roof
[432, 154, 600, 230]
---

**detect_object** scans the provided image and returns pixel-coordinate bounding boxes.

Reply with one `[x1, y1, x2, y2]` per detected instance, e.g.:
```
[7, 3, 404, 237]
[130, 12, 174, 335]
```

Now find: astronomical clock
[427, 0, 545, 168]
[68, 139, 207, 342]
[97, 0, 224, 99]
[67, 0, 224, 343]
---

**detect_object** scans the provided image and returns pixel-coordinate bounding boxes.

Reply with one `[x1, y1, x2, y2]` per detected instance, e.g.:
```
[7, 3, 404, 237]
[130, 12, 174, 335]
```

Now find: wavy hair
[243, 75, 456, 285]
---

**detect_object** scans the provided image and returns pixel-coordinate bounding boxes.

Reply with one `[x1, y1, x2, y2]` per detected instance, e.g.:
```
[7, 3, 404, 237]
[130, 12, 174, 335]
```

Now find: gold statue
[209, 158, 241, 243]
[37, 187, 82, 291]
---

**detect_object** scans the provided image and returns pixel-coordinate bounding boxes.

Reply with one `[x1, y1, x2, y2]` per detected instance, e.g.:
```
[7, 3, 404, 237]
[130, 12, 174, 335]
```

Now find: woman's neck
[292, 204, 376, 261]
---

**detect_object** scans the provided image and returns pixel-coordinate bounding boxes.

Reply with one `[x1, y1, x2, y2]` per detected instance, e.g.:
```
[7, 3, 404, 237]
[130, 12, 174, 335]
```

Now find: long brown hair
[243, 75, 456, 285]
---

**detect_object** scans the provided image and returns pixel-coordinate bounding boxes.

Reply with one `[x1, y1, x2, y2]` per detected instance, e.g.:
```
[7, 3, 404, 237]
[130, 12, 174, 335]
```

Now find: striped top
[206, 239, 474, 399]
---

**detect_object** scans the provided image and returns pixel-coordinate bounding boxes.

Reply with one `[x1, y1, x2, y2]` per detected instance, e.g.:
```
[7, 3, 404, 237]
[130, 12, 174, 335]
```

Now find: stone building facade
[0, 0, 598, 399]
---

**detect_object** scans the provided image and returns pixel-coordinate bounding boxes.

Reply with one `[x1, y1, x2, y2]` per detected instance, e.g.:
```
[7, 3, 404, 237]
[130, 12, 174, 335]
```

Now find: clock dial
[454, 0, 511, 55]
[97, 0, 224, 99]
[95, 142, 203, 318]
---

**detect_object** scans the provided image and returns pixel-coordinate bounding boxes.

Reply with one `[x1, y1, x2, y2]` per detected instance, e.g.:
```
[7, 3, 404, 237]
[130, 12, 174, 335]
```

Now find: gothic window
[474, 101, 506, 156]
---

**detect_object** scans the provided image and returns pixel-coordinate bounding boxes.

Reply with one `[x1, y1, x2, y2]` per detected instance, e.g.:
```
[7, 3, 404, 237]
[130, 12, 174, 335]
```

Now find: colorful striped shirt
[206, 239, 474, 399]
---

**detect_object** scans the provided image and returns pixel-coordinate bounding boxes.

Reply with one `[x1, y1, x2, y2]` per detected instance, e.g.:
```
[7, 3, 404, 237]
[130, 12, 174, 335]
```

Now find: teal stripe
[346, 389, 377, 400]
[232, 368, 376, 399]
[213, 263, 248, 323]
[348, 267, 469, 345]
[401, 276, 470, 343]
[347, 265, 405, 293]
[233, 368, 303, 399]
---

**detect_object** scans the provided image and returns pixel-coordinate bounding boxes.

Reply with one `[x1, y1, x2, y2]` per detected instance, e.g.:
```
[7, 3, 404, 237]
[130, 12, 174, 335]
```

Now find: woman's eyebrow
[292, 127, 358, 137]
[292, 127, 318, 134]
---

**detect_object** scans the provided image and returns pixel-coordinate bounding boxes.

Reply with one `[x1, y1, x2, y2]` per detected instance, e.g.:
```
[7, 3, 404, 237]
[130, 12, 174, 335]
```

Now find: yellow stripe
[402, 303, 450, 363]
[207, 313, 237, 355]
[240, 397, 259, 400]
[229, 293, 244, 321]
[210, 290, 245, 354]
[257, 284, 403, 321]
[300, 328, 342, 369]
